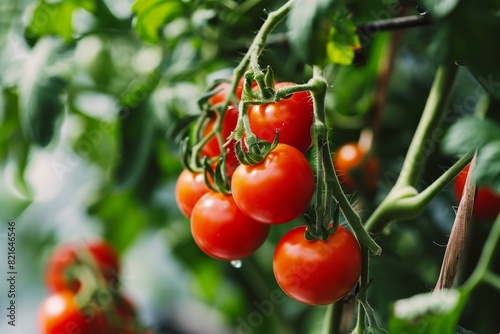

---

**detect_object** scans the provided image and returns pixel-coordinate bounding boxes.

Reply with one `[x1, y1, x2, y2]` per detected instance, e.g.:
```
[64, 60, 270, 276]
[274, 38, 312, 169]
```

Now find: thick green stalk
[395, 63, 459, 188]
[353, 245, 369, 333]
[364, 63, 459, 233]
[322, 302, 344, 334]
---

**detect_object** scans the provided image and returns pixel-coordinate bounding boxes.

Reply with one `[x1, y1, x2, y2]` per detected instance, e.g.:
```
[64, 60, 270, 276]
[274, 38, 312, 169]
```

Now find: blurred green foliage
[0, 0, 499, 333]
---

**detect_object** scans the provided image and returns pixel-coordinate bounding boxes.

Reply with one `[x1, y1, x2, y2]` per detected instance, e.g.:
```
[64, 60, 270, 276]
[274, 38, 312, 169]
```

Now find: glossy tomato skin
[37, 290, 104, 334]
[190, 192, 270, 260]
[273, 225, 362, 306]
[454, 164, 500, 221]
[200, 105, 239, 172]
[248, 82, 314, 153]
[231, 144, 314, 224]
[45, 240, 120, 292]
[209, 77, 246, 106]
[175, 169, 210, 218]
[333, 142, 379, 193]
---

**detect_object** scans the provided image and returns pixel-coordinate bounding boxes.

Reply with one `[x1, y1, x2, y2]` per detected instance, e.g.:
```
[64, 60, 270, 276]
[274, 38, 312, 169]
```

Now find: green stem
[395, 63, 459, 188]
[352, 245, 370, 333]
[322, 302, 344, 334]
[462, 213, 500, 293]
[306, 71, 381, 253]
[482, 271, 500, 291]
[365, 150, 474, 232]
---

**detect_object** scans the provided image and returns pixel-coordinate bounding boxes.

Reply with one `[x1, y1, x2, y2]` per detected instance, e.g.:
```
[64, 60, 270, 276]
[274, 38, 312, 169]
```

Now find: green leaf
[388, 290, 468, 334]
[419, 0, 460, 18]
[476, 140, 500, 192]
[87, 191, 147, 252]
[428, 0, 500, 94]
[18, 37, 67, 146]
[441, 117, 500, 155]
[287, 0, 337, 65]
[0, 166, 31, 222]
[325, 11, 360, 65]
[25, 0, 96, 43]
[131, 0, 186, 43]
[0, 89, 31, 196]
[115, 103, 155, 189]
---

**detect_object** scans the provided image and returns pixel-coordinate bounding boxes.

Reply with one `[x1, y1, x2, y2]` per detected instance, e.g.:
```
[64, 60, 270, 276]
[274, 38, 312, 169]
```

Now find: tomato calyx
[201, 155, 232, 194]
[304, 201, 341, 241]
[234, 130, 279, 165]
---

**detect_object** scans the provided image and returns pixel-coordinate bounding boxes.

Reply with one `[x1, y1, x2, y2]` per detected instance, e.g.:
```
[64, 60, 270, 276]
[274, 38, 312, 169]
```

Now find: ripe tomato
[45, 240, 120, 292]
[333, 142, 379, 193]
[200, 105, 239, 172]
[209, 76, 246, 106]
[175, 169, 210, 218]
[454, 164, 500, 221]
[247, 82, 314, 153]
[190, 192, 270, 260]
[37, 290, 105, 333]
[231, 144, 314, 224]
[273, 225, 362, 305]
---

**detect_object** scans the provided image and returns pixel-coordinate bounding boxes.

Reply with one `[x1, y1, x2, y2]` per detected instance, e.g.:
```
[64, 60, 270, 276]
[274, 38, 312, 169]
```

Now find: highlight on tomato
[190, 191, 270, 260]
[333, 142, 379, 193]
[273, 225, 362, 306]
[37, 290, 106, 334]
[231, 143, 314, 224]
[454, 164, 500, 221]
[247, 82, 314, 153]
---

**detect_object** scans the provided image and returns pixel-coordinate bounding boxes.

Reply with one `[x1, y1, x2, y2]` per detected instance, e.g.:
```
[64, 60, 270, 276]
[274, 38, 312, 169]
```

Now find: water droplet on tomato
[230, 260, 242, 268]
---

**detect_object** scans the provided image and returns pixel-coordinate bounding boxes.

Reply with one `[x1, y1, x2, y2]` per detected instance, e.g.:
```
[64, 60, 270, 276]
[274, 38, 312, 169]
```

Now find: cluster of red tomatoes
[175, 78, 363, 305]
[38, 240, 149, 334]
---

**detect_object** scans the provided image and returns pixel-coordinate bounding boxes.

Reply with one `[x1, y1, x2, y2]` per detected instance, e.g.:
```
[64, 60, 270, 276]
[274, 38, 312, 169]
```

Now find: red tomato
[37, 290, 105, 333]
[333, 142, 379, 193]
[45, 240, 120, 292]
[190, 192, 270, 260]
[208, 77, 246, 106]
[231, 144, 314, 224]
[454, 164, 500, 221]
[200, 105, 239, 172]
[247, 82, 314, 153]
[175, 169, 210, 218]
[273, 225, 362, 305]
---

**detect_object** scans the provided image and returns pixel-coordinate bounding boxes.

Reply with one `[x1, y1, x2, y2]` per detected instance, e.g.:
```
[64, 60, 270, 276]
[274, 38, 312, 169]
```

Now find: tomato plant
[45, 240, 120, 293]
[200, 105, 240, 171]
[174, 169, 210, 218]
[273, 225, 362, 305]
[454, 164, 500, 221]
[37, 290, 105, 334]
[247, 82, 314, 153]
[333, 142, 379, 193]
[231, 143, 314, 224]
[7, 0, 500, 333]
[190, 191, 270, 260]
